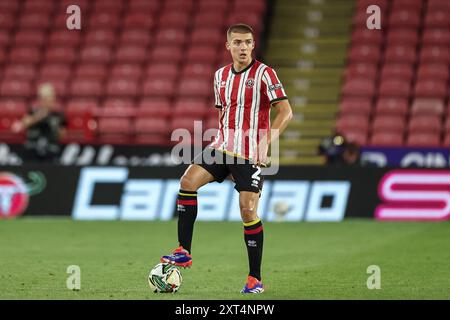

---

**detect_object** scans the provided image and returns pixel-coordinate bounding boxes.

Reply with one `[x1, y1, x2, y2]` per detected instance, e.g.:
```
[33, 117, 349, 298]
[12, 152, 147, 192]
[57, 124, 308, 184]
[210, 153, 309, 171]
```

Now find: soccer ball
[148, 263, 182, 293]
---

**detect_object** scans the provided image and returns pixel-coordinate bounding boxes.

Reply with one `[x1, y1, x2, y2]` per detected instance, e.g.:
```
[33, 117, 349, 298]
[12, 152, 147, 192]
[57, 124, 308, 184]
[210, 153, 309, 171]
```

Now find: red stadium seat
[378, 79, 411, 98]
[158, 12, 191, 29]
[115, 45, 147, 63]
[80, 45, 113, 64]
[127, 0, 160, 13]
[111, 64, 143, 80]
[39, 64, 71, 81]
[424, 10, 448, 28]
[3, 64, 36, 80]
[336, 114, 370, 133]
[134, 135, 168, 146]
[186, 46, 218, 64]
[150, 46, 183, 63]
[419, 46, 449, 63]
[84, 30, 116, 46]
[190, 29, 222, 46]
[0, 117, 25, 143]
[66, 99, 98, 116]
[342, 78, 376, 97]
[356, 0, 389, 11]
[374, 98, 409, 116]
[135, 118, 170, 135]
[198, 0, 230, 12]
[163, 0, 194, 11]
[105, 79, 139, 98]
[388, 10, 421, 28]
[193, 12, 225, 29]
[380, 64, 413, 81]
[422, 29, 450, 46]
[146, 63, 179, 80]
[155, 29, 187, 46]
[48, 31, 81, 47]
[181, 63, 214, 79]
[119, 30, 152, 46]
[170, 117, 200, 134]
[428, 0, 450, 9]
[19, 13, 51, 29]
[177, 79, 211, 98]
[97, 118, 133, 144]
[141, 79, 176, 98]
[391, 0, 423, 10]
[416, 63, 449, 81]
[348, 45, 381, 63]
[339, 98, 372, 115]
[45, 47, 77, 64]
[408, 115, 442, 134]
[344, 63, 377, 79]
[173, 99, 208, 118]
[70, 79, 104, 98]
[123, 13, 156, 29]
[370, 132, 404, 146]
[0, 100, 27, 117]
[342, 130, 368, 145]
[137, 99, 172, 118]
[88, 12, 121, 29]
[352, 28, 383, 46]
[0, 1, 19, 13]
[13, 30, 46, 47]
[411, 99, 445, 116]
[0, 80, 33, 97]
[93, 0, 124, 12]
[414, 79, 447, 99]
[8, 47, 42, 64]
[386, 29, 419, 46]
[372, 115, 406, 133]
[406, 133, 441, 147]
[23, 0, 55, 12]
[74, 64, 107, 80]
[384, 45, 417, 64]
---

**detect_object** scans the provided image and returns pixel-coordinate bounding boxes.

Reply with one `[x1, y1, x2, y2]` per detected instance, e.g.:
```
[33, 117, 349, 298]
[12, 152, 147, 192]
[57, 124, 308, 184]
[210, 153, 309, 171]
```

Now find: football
[148, 263, 182, 293]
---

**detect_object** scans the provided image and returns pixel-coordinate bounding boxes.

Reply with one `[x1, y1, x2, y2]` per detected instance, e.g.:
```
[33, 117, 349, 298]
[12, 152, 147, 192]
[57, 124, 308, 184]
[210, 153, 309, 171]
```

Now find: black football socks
[243, 218, 264, 281]
[177, 189, 198, 253]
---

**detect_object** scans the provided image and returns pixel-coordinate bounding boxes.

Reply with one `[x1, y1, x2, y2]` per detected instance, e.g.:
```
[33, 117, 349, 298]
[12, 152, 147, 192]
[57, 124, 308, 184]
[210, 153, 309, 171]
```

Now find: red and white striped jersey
[210, 59, 288, 161]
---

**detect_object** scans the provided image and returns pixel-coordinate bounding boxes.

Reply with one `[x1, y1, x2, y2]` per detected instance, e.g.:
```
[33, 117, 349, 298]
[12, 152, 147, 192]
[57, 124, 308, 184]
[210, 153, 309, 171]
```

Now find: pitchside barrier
[1, 165, 449, 221]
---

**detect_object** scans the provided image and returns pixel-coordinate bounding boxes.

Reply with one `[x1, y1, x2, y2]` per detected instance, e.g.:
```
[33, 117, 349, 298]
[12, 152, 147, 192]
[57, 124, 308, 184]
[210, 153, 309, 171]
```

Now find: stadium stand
[338, 0, 450, 149]
[0, 0, 267, 146]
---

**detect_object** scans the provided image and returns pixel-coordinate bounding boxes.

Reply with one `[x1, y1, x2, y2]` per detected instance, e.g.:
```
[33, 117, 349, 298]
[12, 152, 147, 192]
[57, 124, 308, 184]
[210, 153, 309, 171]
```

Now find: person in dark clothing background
[12, 83, 67, 163]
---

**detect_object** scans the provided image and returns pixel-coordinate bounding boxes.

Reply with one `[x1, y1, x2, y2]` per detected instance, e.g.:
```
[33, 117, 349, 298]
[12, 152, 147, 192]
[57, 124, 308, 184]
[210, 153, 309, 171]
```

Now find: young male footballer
[161, 24, 293, 293]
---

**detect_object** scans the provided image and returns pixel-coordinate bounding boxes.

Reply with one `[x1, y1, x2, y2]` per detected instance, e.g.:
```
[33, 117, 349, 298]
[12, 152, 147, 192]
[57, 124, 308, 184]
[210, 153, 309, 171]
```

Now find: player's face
[226, 32, 254, 65]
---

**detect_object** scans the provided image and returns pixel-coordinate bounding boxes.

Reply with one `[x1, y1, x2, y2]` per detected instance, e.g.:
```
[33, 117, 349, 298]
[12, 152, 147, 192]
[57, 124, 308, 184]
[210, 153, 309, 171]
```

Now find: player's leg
[161, 164, 215, 267]
[177, 164, 215, 253]
[239, 190, 265, 293]
[229, 161, 265, 293]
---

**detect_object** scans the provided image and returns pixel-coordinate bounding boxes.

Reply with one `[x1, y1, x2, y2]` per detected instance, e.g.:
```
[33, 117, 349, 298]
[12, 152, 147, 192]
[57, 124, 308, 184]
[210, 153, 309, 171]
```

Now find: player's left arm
[269, 99, 293, 145]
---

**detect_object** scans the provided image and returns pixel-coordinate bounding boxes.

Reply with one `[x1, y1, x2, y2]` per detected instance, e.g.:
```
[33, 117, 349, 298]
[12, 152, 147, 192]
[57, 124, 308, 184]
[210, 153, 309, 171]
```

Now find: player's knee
[179, 174, 199, 191]
[240, 201, 257, 222]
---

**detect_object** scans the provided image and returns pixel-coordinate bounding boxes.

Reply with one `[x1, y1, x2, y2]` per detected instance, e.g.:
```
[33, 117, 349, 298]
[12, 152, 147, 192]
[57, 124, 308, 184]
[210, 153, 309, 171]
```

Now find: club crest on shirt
[220, 81, 226, 88]
[245, 78, 255, 88]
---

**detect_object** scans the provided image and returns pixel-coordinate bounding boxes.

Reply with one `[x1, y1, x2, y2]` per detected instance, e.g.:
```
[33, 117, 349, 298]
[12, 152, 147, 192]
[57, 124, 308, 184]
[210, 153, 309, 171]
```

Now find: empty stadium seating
[0, 0, 267, 145]
[338, 0, 450, 147]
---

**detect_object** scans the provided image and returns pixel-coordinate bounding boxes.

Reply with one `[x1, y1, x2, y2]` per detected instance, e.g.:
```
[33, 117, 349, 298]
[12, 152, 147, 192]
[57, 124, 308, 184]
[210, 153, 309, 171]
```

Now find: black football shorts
[191, 147, 264, 193]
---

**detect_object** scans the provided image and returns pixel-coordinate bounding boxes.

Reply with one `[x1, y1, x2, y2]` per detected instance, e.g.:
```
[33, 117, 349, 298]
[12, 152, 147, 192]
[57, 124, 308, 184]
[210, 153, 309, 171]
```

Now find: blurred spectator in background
[12, 83, 66, 163]
[319, 133, 361, 166]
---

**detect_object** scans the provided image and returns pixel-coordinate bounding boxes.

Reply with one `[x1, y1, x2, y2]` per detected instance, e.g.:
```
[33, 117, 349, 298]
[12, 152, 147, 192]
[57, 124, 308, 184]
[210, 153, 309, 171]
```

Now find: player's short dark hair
[227, 23, 254, 38]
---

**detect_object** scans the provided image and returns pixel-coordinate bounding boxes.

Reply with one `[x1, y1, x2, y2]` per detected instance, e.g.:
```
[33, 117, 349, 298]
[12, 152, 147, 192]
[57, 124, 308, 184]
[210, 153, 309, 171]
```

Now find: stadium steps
[266, 0, 354, 165]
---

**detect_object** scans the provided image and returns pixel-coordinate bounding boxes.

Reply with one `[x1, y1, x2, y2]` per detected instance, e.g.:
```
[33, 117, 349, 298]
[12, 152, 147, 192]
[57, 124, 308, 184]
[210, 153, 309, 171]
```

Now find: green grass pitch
[0, 218, 449, 299]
